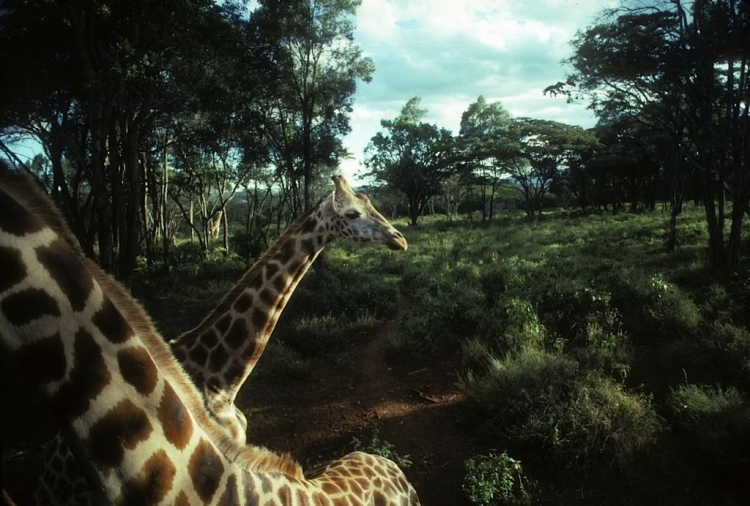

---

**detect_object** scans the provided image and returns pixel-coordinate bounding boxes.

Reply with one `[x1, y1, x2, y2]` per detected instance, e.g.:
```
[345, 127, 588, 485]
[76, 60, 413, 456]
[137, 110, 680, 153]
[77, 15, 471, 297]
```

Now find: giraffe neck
[171, 199, 330, 435]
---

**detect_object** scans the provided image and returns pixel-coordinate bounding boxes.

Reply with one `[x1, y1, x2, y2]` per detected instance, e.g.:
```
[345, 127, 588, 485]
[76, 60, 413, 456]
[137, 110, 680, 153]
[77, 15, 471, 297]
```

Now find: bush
[460, 348, 662, 473]
[350, 426, 412, 469]
[463, 452, 532, 506]
[254, 341, 313, 380]
[662, 322, 750, 389]
[667, 383, 750, 465]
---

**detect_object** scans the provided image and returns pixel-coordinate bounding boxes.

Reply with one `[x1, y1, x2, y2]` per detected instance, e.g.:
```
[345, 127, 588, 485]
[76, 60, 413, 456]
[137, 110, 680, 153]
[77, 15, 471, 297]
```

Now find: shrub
[254, 341, 313, 380]
[460, 348, 662, 473]
[463, 452, 532, 506]
[350, 426, 412, 469]
[667, 383, 750, 465]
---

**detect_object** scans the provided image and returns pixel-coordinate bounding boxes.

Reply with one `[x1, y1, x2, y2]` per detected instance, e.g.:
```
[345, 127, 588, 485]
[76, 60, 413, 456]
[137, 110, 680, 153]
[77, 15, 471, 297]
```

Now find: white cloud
[341, 0, 607, 182]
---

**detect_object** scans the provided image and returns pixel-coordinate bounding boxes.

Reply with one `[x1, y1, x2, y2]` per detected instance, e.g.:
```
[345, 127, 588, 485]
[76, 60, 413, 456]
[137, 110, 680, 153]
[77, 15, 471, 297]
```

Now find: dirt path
[1, 316, 479, 505]
[237, 315, 481, 505]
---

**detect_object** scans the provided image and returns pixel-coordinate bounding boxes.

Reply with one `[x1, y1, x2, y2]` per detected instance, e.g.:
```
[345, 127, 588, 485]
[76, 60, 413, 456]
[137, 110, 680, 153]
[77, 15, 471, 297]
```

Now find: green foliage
[460, 348, 662, 473]
[667, 384, 750, 464]
[253, 341, 313, 380]
[463, 452, 532, 506]
[350, 427, 412, 469]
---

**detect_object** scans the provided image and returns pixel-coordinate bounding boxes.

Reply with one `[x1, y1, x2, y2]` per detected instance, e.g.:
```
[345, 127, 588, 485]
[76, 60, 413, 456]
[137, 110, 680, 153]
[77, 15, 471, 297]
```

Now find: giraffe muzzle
[385, 232, 408, 251]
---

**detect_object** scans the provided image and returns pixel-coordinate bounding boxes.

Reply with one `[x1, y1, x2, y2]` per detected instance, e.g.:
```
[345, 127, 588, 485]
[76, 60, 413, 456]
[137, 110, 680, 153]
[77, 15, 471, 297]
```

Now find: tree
[364, 98, 457, 226]
[459, 96, 515, 221]
[548, 0, 750, 270]
[507, 118, 599, 219]
[255, 0, 374, 211]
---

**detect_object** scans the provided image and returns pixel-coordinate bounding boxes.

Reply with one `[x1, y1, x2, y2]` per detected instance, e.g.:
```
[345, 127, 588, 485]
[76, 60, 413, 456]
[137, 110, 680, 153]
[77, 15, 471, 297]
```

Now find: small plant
[463, 452, 532, 506]
[350, 426, 412, 469]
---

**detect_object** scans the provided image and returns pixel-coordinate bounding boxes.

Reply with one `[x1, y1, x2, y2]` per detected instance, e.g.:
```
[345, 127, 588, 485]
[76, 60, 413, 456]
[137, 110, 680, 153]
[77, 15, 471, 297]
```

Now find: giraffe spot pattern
[0, 246, 25, 293]
[92, 296, 134, 344]
[119, 449, 176, 506]
[272, 276, 287, 293]
[15, 333, 66, 385]
[275, 239, 296, 265]
[36, 238, 94, 312]
[225, 318, 248, 350]
[258, 288, 274, 307]
[0, 186, 45, 236]
[216, 314, 232, 335]
[157, 382, 194, 450]
[300, 216, 317, 234]
[264, 262, 279, 281]
[117, 346, 158, 396]
[216, 473, 238, 506]
[174, 491, 190, 506]
[188, 344, 209, 368]
[49, 328, 111, 422]
[233, 292, 253, 313]
[251, 307, 267, 330]
[201, 328, 219, 349]
[87, 398, 153, 471]
[188, 439, 224, 504]
[209, 345, 229, 372]
[277, 484, 292, 504]
[1, 287, 61, 326]
[300, 238, 316, 256]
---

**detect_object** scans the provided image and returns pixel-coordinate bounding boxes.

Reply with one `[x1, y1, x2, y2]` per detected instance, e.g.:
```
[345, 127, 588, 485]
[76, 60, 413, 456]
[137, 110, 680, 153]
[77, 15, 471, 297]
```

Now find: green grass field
[133, 205, 750, 505]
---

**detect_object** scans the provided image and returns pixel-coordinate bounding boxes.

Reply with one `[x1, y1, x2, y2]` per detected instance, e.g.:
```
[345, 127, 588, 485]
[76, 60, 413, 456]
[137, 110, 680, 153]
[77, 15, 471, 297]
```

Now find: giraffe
[0, 168, 417, 505]
[0, 169, 418, 502]
[208, 210, 223, 240]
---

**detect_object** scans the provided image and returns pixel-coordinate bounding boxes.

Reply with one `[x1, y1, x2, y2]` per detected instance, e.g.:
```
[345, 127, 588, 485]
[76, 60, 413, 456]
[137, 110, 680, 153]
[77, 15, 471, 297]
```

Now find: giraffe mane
[0, 162, 304, 479]
[177, 196, 328, 340]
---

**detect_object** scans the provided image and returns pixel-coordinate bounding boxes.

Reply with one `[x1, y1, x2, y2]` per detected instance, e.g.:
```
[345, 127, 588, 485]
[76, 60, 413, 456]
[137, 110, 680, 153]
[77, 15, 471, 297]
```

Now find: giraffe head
[328, 175, 407, 251]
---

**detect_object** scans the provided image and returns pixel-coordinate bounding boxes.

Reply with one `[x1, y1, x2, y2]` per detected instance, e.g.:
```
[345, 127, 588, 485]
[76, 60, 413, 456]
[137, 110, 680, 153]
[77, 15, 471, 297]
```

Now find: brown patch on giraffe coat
[188, 344, 209, 368]
[373, 491, 387, 506]
[225, 318, 248, 350]
[259, 474, 273, 494]
[15, 333, 66, 385]
[0, 186, 45, 236]
[233, 292, 253, 313]
[300, 216, 318, 234]
[274, 239, 297, 265]
[243, 474, 261, 505]
[118, 449, 176, 506]
[174, 491, 191, 506]
[251, 307, 268, 331]
[258, 288, 275, 307]
[87, 398, 153, 471]
[36, 238, 94, 312]
[209, 345, 229, 372]
[216, 474, 239, 506]
[201, 328, 219, 349]
[158, 382, 194, 450]
[300, 238, 316, 256]
[264, 262, 280, 281]
[49, 328, 111, 421]
[0, 246, 26, 293]
[188, 439, 224, 504]
[223, 359, 245, 383]
[277, 484, 292, 504]
[216, 314, 232, 335]
[272, 275, 287, 293]
[321, 482, 341, 495]
[118, 346, 158, 396]
[313, 492, 331, 506]
[1, 287, 61, 326]
[92, 296, 134, 343]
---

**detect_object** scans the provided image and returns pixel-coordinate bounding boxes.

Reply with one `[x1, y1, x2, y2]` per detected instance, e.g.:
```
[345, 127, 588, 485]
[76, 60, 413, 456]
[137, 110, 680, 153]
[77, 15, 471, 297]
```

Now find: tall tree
[364, 98, 457, 226]
[256, 0, 374, 211]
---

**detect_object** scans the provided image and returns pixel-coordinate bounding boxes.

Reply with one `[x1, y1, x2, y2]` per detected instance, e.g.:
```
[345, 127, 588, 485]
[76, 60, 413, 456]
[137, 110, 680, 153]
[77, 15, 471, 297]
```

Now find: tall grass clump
[667, 384, 750, 467]
[460, 348, 662, 473]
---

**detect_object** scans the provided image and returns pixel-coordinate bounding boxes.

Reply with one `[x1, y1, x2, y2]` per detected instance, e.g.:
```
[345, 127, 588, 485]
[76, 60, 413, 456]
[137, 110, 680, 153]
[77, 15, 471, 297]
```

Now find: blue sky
[341, 0, 615, 182]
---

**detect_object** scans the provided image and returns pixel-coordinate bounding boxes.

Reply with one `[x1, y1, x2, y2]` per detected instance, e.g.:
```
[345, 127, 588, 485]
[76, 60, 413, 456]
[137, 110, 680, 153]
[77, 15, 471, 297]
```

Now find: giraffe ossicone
[0, 166, 417, 505]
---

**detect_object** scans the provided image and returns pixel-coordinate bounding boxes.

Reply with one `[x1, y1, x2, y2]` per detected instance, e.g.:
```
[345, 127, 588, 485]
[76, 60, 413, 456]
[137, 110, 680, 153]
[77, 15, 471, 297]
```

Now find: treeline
[0, 0, 372, 283]
[364, 0, 749, 273]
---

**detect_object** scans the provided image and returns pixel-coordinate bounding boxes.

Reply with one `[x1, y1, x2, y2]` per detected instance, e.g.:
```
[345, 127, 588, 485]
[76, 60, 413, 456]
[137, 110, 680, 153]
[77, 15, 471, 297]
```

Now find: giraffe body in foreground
[0, 168, 416, 505]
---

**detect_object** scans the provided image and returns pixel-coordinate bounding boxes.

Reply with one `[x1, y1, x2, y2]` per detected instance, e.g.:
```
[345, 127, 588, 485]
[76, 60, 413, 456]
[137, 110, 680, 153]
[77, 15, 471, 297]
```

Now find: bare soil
[1, 316, 479, 505]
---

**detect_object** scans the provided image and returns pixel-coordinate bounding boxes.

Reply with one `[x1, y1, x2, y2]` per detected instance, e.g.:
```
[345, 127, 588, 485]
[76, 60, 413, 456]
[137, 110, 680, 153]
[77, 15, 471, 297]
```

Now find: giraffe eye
[345, 211, 360, 220]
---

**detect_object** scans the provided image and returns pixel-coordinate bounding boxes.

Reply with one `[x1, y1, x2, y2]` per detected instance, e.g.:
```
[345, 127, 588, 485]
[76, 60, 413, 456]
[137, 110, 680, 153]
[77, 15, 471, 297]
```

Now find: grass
[129, 203, 750, 505]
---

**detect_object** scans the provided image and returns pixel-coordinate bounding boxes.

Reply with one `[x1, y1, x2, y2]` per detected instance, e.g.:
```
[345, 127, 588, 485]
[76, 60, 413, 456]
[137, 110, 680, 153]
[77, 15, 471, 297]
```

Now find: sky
[340, 0, 615, 183]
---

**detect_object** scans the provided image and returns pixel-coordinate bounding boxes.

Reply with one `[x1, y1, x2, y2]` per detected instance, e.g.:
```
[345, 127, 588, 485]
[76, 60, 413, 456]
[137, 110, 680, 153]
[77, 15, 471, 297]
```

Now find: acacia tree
[459, 96, 515, 221]
[364, 98, 457, 226]
[548, 0, 750, 270]
[507, 119, 600, 219]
